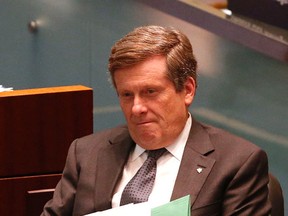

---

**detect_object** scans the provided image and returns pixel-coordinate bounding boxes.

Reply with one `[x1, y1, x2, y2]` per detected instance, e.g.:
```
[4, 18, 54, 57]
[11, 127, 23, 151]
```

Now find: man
[42, 25, 271, 215]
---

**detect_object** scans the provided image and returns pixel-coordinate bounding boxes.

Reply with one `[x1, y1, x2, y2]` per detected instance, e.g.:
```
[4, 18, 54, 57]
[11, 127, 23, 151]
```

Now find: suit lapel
[93, 127, 134, 211]
[171, 119, 216, 208]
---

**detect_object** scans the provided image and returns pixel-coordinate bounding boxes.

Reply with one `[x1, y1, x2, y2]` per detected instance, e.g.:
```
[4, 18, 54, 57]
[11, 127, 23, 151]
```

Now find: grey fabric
[120, 148, 166, 205]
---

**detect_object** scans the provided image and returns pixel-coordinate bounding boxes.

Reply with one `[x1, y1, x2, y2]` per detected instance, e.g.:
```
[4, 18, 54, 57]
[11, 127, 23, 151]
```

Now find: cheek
[154, 104, 177, 126]
[164, 96, 186, 113]
[163, 99, 187, 122]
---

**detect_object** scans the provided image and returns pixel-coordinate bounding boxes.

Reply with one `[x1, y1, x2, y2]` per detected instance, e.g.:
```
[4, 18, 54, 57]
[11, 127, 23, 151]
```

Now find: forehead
[114, 56, 170, 87]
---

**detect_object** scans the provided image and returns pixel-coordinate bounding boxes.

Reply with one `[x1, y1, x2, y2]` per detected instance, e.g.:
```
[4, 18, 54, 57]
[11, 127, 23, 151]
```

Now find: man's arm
[222, 148, 271, 215]
[41, 139, 79, 215]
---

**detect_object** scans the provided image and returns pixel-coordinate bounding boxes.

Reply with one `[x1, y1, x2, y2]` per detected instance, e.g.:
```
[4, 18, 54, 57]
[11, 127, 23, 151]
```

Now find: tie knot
[147, 148, 167, 160]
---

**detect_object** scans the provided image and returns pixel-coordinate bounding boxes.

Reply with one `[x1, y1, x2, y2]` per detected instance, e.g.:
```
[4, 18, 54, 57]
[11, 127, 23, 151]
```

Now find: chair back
[269, 173, 284, 216]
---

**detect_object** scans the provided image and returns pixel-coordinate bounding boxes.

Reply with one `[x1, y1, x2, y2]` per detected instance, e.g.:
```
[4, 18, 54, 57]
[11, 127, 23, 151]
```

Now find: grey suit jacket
[42, 118, 271, 216]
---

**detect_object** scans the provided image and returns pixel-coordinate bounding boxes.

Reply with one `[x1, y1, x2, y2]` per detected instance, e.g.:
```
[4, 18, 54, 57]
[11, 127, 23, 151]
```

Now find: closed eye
[147, 89, 156, 94]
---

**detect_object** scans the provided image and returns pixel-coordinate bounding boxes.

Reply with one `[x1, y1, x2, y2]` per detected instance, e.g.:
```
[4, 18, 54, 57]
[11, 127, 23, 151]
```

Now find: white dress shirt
[112, 114, 192, 208]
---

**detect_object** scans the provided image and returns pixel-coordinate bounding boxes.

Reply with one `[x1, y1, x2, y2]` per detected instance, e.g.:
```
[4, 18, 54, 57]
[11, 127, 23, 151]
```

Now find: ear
[184, 77, 196, 106]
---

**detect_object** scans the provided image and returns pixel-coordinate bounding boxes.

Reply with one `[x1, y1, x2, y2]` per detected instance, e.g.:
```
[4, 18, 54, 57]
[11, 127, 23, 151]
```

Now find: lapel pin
[197, 167, 203, 173]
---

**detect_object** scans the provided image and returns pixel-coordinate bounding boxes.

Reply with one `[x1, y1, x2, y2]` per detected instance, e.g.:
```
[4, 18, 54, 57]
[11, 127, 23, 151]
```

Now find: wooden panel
[26, 188, 56, 216]
[0, 85, 93, 177]
[0, 174, 61, 216]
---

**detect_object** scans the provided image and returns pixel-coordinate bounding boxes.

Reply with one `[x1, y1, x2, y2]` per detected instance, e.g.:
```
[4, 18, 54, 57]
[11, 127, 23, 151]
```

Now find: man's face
[114, 55, 195, 150]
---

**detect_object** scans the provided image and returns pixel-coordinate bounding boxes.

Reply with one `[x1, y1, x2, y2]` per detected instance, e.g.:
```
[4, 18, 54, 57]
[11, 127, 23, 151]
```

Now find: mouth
[136, 121, 153, 126]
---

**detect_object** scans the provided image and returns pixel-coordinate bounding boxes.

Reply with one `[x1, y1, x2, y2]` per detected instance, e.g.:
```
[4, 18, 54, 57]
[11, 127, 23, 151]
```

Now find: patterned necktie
[120, 148, 167, 206]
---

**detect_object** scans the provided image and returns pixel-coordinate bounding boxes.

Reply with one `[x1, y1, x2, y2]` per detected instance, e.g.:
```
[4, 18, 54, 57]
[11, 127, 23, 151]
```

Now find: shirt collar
[130, 145, 146, 161]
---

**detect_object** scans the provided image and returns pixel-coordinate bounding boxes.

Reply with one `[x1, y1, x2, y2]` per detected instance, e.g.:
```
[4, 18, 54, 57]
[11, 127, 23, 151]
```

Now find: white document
[84, 195, 191, 216]
[84, 202, 151, 216]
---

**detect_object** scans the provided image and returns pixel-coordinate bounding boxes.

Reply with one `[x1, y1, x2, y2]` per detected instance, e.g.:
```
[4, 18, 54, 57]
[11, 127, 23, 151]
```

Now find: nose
[132, 96, 147, 116]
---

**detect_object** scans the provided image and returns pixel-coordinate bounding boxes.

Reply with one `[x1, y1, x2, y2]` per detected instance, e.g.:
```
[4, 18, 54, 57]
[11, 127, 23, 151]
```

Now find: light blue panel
[0, 0, 91, 89]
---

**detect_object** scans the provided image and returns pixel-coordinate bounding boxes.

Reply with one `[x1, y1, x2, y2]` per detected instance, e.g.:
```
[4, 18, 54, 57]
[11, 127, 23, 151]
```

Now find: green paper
[151, 195, 191, 216]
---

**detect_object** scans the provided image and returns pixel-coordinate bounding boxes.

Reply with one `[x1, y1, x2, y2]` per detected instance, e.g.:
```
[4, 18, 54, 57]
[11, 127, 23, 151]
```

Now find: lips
[135, 120, 154, 126]
[137, 121, 152, 125]
[131, 116, 156, 126]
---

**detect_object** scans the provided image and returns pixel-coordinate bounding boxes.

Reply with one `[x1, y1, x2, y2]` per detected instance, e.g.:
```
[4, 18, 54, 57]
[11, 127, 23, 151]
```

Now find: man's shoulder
[67, 125, 131, 163]
[194, 120, 268, 170]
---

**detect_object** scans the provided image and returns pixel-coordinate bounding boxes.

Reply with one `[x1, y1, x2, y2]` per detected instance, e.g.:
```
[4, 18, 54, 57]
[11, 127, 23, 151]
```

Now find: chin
[135, 134, 160, 149]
